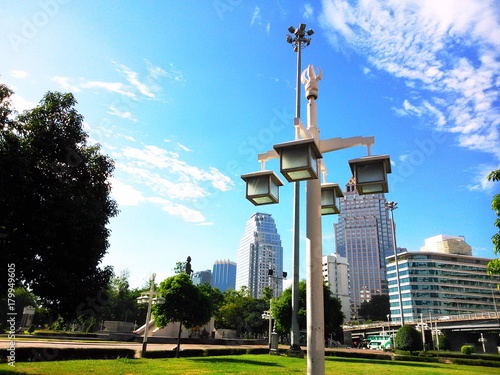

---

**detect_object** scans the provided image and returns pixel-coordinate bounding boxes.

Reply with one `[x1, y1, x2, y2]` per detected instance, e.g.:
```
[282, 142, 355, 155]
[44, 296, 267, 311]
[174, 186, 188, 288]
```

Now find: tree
[153, 273, 212, 357]
[271, 280, 344, 341]
[0, 86, 118, 319]
[394, 325, 422, 352]
[214, 287, 268, 338]
[358, 295, 390, 321]
[487, 169, 500, 276]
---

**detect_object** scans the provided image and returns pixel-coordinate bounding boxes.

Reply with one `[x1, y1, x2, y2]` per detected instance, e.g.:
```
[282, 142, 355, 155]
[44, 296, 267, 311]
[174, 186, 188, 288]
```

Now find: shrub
[394, 325, 423, 352]
[461, 345, 475, 355]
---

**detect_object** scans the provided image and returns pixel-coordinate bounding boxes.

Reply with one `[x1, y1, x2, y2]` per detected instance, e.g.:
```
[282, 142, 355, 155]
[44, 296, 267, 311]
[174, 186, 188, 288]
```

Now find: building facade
[192, 270, 212, 286]
[387, 235, 500, 322]
[334, 178, 395, 319]
[211, 259, 236, 292]
[322, 253, 351, 321]
[235, 212, 284, 298]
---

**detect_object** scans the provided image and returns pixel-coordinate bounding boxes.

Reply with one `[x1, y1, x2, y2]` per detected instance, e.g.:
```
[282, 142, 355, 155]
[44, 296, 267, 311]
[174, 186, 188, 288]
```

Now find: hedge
[0, 347, 135, 362]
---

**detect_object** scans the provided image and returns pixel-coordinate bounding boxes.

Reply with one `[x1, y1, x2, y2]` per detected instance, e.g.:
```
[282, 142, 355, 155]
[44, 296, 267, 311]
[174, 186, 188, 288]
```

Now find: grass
[2, 355, 500, 375]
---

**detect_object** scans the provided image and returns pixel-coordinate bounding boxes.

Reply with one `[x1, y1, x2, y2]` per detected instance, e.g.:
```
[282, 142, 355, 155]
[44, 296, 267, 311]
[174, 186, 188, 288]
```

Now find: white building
[235, 213, 283, 298]
[323, 253, 351, 321]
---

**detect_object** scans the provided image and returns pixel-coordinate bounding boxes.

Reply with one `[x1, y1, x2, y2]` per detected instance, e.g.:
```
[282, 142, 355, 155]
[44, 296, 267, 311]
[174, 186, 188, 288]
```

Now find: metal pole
[291, 36, 301, 352]
[387, 202, 404, 326]
[141, 274, 155, 357]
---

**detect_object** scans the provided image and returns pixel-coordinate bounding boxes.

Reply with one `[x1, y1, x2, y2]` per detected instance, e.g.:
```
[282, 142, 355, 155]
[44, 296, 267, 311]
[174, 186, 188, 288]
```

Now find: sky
[1, 0, 499, 290]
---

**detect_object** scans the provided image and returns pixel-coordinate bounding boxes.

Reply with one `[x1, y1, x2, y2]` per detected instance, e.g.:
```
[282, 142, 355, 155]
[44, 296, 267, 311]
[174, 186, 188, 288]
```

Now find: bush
[394, 325, 423, 352]
[461, 345, 475, 355]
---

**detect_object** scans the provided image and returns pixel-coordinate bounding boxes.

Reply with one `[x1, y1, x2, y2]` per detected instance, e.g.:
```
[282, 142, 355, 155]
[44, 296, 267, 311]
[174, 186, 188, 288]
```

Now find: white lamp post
[242, 63, 390, 374]
[137, 273, 164, 357]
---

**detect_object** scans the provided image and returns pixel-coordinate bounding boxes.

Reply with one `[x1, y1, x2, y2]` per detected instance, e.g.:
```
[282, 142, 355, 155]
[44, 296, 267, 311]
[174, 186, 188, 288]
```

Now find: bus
[366, 335, 392, 350]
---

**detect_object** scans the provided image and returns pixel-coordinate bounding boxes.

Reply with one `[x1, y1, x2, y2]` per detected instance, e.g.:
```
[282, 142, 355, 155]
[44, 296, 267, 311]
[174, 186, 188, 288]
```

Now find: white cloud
[320, 0, 500, 160]
[115, 63, 155, 98]
[10, 93, 36, 112]
[112, 144, 234, 223]
[251, 6, 261, 25]
[303, 3, 314, 19]
[110, 178, 145, 206]
[107, 106, 137, 122]
[53, 76, 81, 93]
[82, 81, 136, 98]
[10, 70, 28, 78]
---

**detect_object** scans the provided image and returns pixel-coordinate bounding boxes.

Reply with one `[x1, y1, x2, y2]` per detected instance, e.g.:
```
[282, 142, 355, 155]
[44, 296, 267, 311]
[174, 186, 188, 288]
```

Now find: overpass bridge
[343, 312, 500, 353]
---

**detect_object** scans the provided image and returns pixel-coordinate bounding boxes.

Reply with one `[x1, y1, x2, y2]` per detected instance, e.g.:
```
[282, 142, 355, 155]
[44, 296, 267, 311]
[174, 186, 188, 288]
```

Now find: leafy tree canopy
[0, 85, 118, 319]
[487, 169, 500, 276]
[358, 294, 390, 321]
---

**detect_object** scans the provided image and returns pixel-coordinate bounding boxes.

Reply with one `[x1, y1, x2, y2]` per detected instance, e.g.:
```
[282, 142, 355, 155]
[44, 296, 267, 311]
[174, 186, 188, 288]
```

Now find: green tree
[394, 325, 423, 352]
[153, 273, 212, 357]
[271, 280, 344, 341]
[215, 287, 267, 337]
[358, 295, 390, 321]
[487, 169, 500, 276]
[0, 86, 118, 319]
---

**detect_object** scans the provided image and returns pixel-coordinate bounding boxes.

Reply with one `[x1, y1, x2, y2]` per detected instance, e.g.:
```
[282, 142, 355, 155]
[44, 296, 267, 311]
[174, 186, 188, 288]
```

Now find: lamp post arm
[320, 136, 374, 154]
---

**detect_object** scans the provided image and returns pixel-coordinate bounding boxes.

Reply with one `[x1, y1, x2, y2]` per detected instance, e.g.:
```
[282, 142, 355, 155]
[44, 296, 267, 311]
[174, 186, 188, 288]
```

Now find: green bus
[366, 335, 392, 350]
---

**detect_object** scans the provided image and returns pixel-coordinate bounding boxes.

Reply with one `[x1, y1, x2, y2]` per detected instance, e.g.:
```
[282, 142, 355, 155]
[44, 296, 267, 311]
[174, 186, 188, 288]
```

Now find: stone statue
[185, 256, 193, 276]
[301, 64, 322, 100]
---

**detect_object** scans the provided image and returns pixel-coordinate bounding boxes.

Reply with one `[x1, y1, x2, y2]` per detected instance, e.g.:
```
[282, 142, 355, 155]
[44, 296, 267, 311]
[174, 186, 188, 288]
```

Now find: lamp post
[268, 269, 287, 353]
[286, 23, 313, 355]
[242, 64, 390, 374]
[386, 201, 404, 326]
[137, 273, 164, 357]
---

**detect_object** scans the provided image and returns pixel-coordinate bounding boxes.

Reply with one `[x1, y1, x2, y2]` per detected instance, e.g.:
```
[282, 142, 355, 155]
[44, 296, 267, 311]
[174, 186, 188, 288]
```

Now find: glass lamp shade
[241, 170, 284, 205]
[321, 183, 344, 215]
[348, 155, 391, 195]
[137, 295, 149, 304]
[273, 138, 322, 182]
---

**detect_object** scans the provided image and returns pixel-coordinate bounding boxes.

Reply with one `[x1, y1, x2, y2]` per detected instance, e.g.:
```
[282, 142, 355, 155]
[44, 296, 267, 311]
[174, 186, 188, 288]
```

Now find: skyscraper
[235, 212, 284, 298]
[334, 178, 394, 319]
[211, 259, 236, 292]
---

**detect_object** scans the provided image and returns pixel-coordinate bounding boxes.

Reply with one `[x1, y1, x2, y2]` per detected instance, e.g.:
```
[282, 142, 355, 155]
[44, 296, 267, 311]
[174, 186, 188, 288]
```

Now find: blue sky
[1, 1, 499, 289]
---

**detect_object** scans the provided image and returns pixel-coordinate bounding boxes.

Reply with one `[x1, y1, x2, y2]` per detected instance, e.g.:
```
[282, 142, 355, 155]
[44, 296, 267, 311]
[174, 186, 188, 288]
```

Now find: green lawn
[2, 355, 499, 375]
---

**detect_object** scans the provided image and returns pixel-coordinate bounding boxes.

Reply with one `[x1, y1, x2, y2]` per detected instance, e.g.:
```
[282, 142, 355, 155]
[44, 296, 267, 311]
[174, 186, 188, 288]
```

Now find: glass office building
[211, 259, 236, 292]
[334, 178, 394, 318]
[235, 212, 283, 298]
[387, 244, 500, 322]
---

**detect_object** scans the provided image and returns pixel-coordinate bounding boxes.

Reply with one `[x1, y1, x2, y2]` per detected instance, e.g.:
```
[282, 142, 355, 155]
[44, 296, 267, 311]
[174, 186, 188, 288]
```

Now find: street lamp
[137, 273, 164, 357]
[386, 201, 404, 326]
[286, 22, 315, 357]
[241, 170, 283, 205]
[320, 183, 343, 215]
[242, 64, 390, 374]
[348, 155, 391, 195]
[268, 269, 287, 354]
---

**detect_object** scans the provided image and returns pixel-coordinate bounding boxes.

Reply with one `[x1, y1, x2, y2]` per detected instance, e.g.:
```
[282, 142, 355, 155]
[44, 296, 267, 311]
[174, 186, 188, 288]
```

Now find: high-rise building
[235, 212, 284, 298]
[211, 259, 236, 292]
[322, 253, 351, 321]
[387, 235, 500, 321]
[334, 178, 395, 319]
[192, 270, 211, 286]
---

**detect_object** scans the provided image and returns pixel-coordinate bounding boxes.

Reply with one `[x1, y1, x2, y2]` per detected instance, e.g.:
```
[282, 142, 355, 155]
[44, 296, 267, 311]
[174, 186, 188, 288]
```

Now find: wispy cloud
[107, 106, 138, 122]
[320, 0, 500, 161]
[111, 144, 234, 224]
[303, 3, 314, 19]
[251, 6, 261, 25]
[10, 70, 28, 79]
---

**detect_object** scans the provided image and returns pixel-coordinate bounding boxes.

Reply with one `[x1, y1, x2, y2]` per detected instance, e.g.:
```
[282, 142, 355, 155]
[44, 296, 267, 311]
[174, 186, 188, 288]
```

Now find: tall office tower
[211, 259, 237, 292]
[334, 178, 394, 319]
[235, 212, 284, 298]
[322, 253, 351, 321]
[192, 270, 212, 286]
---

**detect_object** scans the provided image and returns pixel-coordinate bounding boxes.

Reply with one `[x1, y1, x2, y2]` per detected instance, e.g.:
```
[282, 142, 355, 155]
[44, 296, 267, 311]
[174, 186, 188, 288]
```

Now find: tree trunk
[176, 322, 182, 358]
